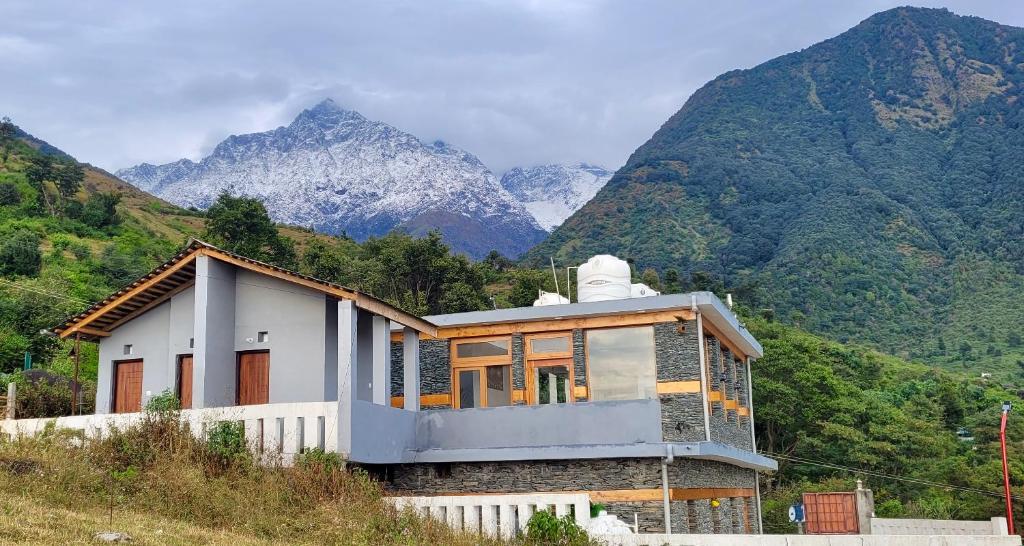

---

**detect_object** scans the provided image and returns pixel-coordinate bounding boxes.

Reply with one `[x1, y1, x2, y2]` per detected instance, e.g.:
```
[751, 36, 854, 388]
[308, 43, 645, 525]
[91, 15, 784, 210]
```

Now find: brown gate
[114, 359, 144, 413]
[237, 351, 269, 405]
[803, 492, 859, 534]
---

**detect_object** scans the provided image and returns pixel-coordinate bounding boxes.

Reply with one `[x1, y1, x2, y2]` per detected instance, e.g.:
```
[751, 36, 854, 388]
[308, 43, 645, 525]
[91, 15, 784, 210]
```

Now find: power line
[765, 451, 1020, 501]
[0, 277, 90, 305]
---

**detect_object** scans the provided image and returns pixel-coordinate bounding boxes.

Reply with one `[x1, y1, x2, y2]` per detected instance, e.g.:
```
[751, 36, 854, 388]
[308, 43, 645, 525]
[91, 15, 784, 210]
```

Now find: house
[13, 240, 775, 534]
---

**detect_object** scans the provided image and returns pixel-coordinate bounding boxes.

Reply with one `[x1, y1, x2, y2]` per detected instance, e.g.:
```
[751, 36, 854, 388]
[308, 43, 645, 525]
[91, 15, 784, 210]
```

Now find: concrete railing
[870, 516, 1009, 536]
[389, 493, 590, 539]
[0, 402, 338, 461]
[596, 534, 1022, 546]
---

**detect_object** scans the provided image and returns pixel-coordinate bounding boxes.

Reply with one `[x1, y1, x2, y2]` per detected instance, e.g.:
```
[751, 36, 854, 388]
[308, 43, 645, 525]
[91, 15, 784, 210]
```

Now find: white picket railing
[0, 402, 339, 460]
[389, 493, 591, 539]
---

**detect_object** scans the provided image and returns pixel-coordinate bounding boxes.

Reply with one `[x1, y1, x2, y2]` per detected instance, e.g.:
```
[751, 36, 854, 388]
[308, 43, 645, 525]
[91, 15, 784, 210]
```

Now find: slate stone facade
[512, 334, 525, 400]
[572, 329, 586, 401]
[654, 320, 699, 381]
[386, 457, 758, 534]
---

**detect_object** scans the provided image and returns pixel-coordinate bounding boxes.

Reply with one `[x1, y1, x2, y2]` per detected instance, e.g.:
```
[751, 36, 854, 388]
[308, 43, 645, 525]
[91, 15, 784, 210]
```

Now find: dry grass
[0, 414, 504, 545]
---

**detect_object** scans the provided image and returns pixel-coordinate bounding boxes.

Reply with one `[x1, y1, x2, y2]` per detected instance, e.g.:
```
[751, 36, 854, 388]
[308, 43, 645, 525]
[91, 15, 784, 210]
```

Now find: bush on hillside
[0, 229, 42, 277]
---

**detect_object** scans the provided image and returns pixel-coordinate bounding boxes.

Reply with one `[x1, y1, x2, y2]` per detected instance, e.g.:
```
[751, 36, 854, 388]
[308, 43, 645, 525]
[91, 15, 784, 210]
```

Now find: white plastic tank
[577, 255, 632, 302]
[533, 290, 570, 306]
[630, 283, 660, 298]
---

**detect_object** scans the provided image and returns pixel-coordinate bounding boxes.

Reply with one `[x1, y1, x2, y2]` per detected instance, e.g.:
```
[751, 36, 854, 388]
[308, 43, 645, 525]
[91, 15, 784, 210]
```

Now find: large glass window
[586, 326, 657, 401]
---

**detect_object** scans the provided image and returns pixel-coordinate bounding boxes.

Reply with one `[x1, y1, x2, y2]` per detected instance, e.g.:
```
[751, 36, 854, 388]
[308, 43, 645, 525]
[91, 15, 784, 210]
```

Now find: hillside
[526, 7, 1024, 373]
[117, 99, 547, 260]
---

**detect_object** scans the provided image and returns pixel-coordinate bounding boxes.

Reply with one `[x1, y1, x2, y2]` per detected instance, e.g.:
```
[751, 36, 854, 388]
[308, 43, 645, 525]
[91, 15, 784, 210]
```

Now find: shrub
[8, 370, 95, 418]
[525, 509, 591, 545]
[206, 420, 250, 468]
[295, 447, 346, 473]
[145, 388, 180, 414]
[0, 229, 42, 277]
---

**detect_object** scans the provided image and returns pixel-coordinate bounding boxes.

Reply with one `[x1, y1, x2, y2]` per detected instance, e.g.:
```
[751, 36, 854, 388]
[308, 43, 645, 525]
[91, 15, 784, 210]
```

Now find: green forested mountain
[526, 7, 1024, 372]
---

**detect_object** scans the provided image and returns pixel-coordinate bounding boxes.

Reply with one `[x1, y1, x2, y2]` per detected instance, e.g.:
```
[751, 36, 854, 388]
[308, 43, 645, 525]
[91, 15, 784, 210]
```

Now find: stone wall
[385, 457, 758, 534]
[573, 329, 587, 401]
[512, 334, 525, 401]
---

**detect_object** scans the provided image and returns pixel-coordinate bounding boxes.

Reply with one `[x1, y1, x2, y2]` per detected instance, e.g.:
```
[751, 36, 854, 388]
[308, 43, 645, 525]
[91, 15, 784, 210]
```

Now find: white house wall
[96, 301, 171, 413]
[232, 268, 328, 403]
[166, 286, 195, 392]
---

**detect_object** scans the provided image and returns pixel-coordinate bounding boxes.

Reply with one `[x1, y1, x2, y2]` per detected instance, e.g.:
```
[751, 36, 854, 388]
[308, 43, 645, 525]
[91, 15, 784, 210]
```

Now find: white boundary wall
[871, 517, 1008, 535]
[0, 402, 338, 460]
[389, 493, 590, 539]
[597, 535, 1022, 546]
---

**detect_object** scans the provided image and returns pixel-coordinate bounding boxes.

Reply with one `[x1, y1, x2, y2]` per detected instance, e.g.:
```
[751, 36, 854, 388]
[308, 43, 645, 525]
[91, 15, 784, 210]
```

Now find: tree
[663, 268, 681, 293]
[55, 162, 85, 203]
[0, 182, 20, 206]
[80, 192, 121, 228]
[204, 192, 296, 268]
[0, 230, 42, 277]
[640, 268, 661, 290]
[24, 155, 55, 214]
[0, 116, 14, 164]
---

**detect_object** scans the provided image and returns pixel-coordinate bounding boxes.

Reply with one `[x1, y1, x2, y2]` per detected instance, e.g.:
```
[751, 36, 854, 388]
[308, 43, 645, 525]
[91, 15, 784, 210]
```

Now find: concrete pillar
[337, 300, 358, 455]
[372, 316, 391, 406]
[5, 382, 14, 420]
[192, 254, 236, 408]
[547, 372, 557, 403]
[403, 327, 420, 411]
[856, 480, 874, 534]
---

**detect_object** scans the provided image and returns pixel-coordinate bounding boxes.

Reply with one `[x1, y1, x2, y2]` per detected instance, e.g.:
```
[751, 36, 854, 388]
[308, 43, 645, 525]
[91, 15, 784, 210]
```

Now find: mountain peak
[293, 98, 367, 127]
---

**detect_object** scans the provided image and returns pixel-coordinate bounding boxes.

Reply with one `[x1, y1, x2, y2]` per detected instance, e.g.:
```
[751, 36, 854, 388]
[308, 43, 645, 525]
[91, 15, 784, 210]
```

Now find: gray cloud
[2, 1, 1023, 173]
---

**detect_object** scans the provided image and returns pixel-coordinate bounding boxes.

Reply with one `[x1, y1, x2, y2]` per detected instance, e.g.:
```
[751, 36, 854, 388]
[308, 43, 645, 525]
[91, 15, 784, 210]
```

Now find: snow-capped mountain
[116, 99, 546, 259]
[499, 163, 613, 231]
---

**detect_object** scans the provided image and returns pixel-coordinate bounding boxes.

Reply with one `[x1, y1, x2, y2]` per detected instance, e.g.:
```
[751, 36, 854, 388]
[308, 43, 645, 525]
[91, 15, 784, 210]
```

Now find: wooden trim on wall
[709, 390, 724, 402]
[390, 393, 453, 408]
[724, 399, 738, 410]
[61, 254, 198, 337]
[573, 385, 588, 398]
[430, 309, 695, 340]
[702, 318, 748, 361]
[407, 487, 755, 502]
[656, 380, 702, 394]
[738, 407, 750, 417]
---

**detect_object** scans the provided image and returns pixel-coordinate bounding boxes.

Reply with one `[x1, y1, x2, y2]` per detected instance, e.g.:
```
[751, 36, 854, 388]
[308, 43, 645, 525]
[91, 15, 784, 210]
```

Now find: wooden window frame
[452, 364, 512, 409]
[451, 335, 512, 367]
[583, 324, 658, 403]
[524, 332, 574, 405]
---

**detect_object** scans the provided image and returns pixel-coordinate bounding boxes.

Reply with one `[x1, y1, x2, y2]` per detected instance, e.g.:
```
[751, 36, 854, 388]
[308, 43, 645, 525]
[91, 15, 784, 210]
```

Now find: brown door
[803, 492, 859, 534]
[114, 360, 143, 413]
[178, 355, 193, 409]
[237, 351, 269, 405]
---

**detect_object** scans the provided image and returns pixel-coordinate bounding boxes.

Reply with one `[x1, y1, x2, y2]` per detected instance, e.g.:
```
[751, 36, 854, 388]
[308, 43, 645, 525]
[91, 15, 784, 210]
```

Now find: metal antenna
[550, 257, 561, 297]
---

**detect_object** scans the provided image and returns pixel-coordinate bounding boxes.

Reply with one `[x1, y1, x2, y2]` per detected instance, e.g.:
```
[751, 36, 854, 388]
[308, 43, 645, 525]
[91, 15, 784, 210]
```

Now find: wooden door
[114, 360, 143, 413]
[803, 492, 858, 534]
[237, 351, 269, 405]
[177, 355, 193, 409]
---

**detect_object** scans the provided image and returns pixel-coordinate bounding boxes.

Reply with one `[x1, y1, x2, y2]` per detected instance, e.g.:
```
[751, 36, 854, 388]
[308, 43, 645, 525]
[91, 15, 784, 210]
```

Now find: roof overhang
[56, 239, 437, 341]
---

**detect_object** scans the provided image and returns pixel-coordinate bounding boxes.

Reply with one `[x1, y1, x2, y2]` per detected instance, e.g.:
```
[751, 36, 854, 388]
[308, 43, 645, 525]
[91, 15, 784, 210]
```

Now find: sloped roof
[55, 239, 436, 341]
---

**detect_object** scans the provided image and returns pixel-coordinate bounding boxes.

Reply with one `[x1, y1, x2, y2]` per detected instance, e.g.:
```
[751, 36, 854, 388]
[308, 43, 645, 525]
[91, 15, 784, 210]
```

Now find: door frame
[236, 350, 270, 406]
[111, 358, 144, 413]
[176, 354, 194, 409]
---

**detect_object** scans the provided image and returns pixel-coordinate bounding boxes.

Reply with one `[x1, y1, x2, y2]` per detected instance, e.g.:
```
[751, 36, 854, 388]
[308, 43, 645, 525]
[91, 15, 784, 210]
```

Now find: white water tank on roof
[577, 255, 631, 302]
[533, 290, 570, 306]
[630, 283, 660, 298]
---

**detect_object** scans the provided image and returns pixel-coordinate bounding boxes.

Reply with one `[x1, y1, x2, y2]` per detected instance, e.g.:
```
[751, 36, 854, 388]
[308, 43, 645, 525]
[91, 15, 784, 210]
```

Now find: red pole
[1001, 405, 1015, 535]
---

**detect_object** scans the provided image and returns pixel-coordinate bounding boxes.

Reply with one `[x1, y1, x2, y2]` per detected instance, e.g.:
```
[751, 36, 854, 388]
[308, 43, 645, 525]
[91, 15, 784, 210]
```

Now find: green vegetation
[525, 7, 1024, 374]
[0, 407, 497, 544]
[747, 311, 1024, 532]
[524, 509, 592, 545]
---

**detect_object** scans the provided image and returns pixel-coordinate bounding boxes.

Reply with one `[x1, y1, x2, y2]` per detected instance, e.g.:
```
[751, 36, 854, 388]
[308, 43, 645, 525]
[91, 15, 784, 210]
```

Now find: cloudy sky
[3, 1, 1023, 174]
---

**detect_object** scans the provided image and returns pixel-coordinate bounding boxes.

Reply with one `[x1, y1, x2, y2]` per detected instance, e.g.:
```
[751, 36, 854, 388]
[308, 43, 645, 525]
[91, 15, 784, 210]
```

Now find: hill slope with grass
[526, 7, 1024, 374]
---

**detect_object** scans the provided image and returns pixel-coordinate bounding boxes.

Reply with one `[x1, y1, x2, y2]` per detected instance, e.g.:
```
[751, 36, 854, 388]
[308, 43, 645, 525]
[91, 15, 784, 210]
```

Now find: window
[258, 331, 269, 343]
[455, 339, 509, 359]
[123, 344, 133, 355]
[530, 335, 570, 355]
[586, 326, 657, 401]
[525, 332, 574, 405]
[189, 337, 195, 349]
[451, 336, 512, 409]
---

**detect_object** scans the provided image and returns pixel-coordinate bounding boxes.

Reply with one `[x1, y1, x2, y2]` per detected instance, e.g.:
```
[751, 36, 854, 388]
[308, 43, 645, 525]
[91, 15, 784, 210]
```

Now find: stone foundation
[384, 457, 759, 534]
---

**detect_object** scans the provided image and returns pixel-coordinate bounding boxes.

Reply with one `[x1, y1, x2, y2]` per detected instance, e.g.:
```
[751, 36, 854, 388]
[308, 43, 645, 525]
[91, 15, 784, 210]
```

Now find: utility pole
[72, 333, 81, 416]
[1001, 401, 1015, 535]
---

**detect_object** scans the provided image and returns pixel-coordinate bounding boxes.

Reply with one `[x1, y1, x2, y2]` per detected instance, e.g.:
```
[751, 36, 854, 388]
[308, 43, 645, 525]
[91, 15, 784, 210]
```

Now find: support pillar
[372, 316, 391, 406]
[337, 300, 358, 455]
[403, 327, 420, 411]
